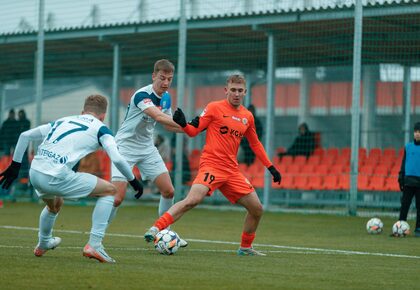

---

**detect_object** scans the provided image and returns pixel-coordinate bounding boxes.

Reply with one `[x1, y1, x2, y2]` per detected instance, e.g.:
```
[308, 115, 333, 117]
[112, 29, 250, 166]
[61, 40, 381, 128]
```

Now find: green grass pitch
[0, 202, 419, 290]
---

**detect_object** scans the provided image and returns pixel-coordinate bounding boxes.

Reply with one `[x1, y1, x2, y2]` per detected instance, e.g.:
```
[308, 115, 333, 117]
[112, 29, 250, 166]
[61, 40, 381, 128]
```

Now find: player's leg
[34, 197, 63, 257]
[83, 177, 117, 263]
[236, 191, 265, 256]
[109, 160, 131, 223]
[414, 188, 420, 237]
[144, 184, 209, 242]
[154, 172, 175, 216]
[399, 186, 415, 222]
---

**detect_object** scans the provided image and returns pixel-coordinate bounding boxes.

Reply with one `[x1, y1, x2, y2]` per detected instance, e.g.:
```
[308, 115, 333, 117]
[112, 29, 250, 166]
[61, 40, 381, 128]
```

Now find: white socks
[89, 195, 115, 248]
[159, 196, 174, 217]
[38, 206, 58, 247]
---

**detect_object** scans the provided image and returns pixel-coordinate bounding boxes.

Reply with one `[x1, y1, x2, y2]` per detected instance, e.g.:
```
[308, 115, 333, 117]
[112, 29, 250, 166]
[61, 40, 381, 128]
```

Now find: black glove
[129, 179, 144, 199]
[173, 108, 187, 128]
[0, 161, 21, 189]
[188, 116, 200, 128]
[398, 174, 404, 192]
[268, 165, 281, 185]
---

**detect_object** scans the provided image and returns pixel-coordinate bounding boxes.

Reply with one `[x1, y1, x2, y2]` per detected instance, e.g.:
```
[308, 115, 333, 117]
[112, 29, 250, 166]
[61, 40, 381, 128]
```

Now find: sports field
[0, 202, 419, 290]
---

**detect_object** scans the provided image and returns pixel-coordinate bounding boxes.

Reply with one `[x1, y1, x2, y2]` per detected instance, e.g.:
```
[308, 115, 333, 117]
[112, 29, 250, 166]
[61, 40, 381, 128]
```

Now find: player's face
[225, 82, 246, 108]
[152, 70, 173, 96]
[414, 130, 420, 141]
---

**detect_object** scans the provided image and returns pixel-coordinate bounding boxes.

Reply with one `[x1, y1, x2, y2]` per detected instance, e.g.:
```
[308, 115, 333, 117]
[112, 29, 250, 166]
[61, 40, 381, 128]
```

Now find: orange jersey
[184, 99, 272, 170]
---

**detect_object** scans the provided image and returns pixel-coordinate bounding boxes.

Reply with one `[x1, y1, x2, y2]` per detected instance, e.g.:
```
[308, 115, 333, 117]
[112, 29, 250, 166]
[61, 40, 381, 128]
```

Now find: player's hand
[188, 116, 200, 128]
[0, 161, 21, 189]
[268, 165, 281, 184]
[173, 108, 187, 128]
[129, 178, 144, 199]
[398, 175, 404, 192]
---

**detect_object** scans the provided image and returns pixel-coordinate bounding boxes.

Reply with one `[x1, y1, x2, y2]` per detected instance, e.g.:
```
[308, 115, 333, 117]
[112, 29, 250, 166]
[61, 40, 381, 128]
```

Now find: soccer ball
[154, 229, 180, 255]
[366, 218, 383, 234]
[392, 220, 410, 237]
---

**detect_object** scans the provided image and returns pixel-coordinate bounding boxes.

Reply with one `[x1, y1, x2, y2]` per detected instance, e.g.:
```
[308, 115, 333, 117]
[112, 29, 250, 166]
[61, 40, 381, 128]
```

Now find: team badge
[242, 118, 248, 125]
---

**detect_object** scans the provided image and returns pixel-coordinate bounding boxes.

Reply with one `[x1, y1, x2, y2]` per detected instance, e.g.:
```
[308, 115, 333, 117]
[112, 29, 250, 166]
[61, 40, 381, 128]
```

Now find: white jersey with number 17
[31, 114, 112, 178]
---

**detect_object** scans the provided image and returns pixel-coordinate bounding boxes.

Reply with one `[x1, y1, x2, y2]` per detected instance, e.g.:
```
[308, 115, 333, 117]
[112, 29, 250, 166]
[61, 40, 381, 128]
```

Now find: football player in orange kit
[144, 74, 281, 256]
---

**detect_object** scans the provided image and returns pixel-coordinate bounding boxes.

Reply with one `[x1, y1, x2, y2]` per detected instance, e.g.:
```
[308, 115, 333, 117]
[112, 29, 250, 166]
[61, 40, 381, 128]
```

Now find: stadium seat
[189, 149, 201, 171]
[316, 164, 330, 175]
[336, 155, 350, 166]
[398, 147, 405, 157]
[307, 155, 321, 166]
[294, 175, 309, 190]
[301, 164, 315, 174]
[280, 155, 293, 166]
[359, 165, 374, 175]
[358, 175, 370, 191]
[330, 164, 344, 175]
[373, 165, 389, 177]
[340, 147, 351, 158]
[385, 176, 400, 191]
[320, 154, 336, 166]
[294, 156, 307, 166]
[337, 174, 350, 190]
[390, 165, 400, 177]
[313, 147, 325, 157]
[364, 155, 380, 166]
[307, 175, 323, 190]
[279, 175, 294, 189]
[288, 164, 301, 174]
[326, 147, 339, 158]
[368, 176, 386, 191]
[359, 148, 367, 159]
[383, 147, 396, 159]
[323, 175, 338, 190]
[368, 148, 382, 158]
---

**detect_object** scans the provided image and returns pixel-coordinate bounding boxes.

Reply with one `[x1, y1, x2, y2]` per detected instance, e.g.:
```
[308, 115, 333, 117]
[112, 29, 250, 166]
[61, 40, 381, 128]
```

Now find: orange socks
[154, 212, 174, 231]
[240, 232, 256, 248]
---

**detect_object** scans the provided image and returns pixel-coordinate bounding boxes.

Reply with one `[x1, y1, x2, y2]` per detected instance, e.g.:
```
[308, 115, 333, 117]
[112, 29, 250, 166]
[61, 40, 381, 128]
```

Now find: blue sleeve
[97, 125, 114, 146]
[160, 92, 171, 110]
[134, 91, 152, 108]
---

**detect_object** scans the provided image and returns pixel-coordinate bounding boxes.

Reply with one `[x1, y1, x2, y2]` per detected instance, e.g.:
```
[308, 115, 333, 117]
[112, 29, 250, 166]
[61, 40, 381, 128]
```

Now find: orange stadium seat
[340, 147, 351, 158]
[337, 174, 350, 190]
[307, 155, 321, 166]
[359, 165, 374, 175]
[326, 147, 339, 158]
[294, 156, 307, 166]
[287, 164, 301, 174]
[307, 175, 323, 190]
[382, 147, 396, 158]
[323, 175, 338, 190]
[301, 164, 315, 174]
[279, 175, 294, 189]
[280, 155, 293, 166]
[294, 175, 309, 190]
[373, 165, 389, 177]
[368, 176, 386, 191]
[358, 175, 370, 191]
[385, 176, 400, 191]
[313, 147, 325, 157]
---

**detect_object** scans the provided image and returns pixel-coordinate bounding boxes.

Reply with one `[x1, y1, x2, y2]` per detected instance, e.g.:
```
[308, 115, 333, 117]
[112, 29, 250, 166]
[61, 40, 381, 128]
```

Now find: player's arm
[173, 108, 209, 137]
[99, 129, 144, 198]
[0, 123, 52, 189]
[398, 148, 406, 191]
[143, 106, 182, 130]
[244, 121, 281, 184]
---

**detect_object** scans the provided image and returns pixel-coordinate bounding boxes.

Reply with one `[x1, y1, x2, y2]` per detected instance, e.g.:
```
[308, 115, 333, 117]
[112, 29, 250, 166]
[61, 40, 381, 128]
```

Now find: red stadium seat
[279, 175, 294, 189]
[294, 175, 309, 190]
[359, 165, 374, 175]
[313, 147, 325, 157]
[368, 176, 386, 191]
[385, 176, 400, 191]
[316, 164, 330, 175]
[373, 165, 389, 177]
[340, 147, 351, 158]
[326, 147, 339, 158]
[383, 147, 396, 159]
[301, 164, 315, 174]
[368, 148, 382, 158]
[280, 155, 293, 166]
[358, 175, 370, 191]
[307, 175, 323, 190]
[307, 155, 321, 166]
[294, 156, 307, 166]
[337, 174, 350, 190]
[323, 175, 338, 190]
[288, 164, 301, 174]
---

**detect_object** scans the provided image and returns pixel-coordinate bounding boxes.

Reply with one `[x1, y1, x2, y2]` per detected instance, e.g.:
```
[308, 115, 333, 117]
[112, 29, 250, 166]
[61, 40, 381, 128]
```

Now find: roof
[0, 1, 419, 82]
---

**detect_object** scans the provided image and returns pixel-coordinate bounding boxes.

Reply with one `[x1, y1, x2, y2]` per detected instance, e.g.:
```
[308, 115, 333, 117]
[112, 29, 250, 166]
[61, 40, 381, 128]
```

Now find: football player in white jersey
[111, 59, 190, 247]
[0, 95, 143, 263]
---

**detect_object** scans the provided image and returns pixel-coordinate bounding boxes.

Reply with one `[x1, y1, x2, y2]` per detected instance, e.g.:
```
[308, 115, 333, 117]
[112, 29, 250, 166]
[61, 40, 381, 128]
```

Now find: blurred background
[0, 0, 419, 216]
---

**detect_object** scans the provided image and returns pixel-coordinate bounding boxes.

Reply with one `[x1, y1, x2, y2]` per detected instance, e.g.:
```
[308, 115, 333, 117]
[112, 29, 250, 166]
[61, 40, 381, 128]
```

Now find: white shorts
[29, 168, 98, 200]
[111, 146, 168, 182]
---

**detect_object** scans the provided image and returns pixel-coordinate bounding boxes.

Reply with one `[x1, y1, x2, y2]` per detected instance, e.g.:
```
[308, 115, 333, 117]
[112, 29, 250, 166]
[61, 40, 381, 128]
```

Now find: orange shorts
[192, 166, 254, 204]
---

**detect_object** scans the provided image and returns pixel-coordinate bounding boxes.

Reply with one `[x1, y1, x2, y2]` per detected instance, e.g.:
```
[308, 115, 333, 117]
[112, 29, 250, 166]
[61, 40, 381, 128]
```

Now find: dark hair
[154, 59, 175, 74]
[414, 122, 420, 132]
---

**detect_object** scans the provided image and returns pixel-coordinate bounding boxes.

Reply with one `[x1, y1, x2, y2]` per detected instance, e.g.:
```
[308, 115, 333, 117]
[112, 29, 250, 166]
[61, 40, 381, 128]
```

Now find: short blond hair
[226, 74, 246, 86]
[154, 59, 175, 74]
[83, 94, 108, 115]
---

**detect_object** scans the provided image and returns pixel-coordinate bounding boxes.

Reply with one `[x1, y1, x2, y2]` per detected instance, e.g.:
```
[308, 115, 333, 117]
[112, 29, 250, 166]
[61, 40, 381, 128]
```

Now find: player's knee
[160, 187, 174, 198]
[251, 203, 264, 218]
[113, 195, 123, 207]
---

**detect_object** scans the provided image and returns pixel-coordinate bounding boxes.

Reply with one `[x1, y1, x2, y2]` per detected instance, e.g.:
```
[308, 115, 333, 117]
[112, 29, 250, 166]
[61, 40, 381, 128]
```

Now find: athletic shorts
[193, 166, 254, 204]
[111, 146, 168, 182]
[29, 168, 98, 200]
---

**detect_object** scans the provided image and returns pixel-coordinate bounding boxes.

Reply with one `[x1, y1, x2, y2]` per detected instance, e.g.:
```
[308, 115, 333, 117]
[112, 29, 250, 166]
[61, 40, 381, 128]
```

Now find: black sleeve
[399, 148, 406, 177]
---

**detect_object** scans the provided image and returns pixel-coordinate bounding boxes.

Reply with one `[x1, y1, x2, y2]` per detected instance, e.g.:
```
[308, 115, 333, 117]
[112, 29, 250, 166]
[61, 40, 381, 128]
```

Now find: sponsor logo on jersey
[38, 149, 69, 164]
[232, 116, 241, 122]
[220, 126, 228, 134]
